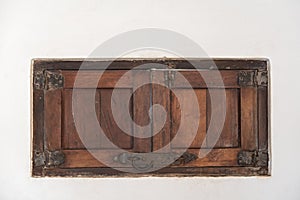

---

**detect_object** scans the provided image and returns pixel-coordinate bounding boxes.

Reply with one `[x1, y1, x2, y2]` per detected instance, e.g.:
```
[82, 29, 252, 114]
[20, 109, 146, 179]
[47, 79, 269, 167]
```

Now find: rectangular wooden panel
[206, 89, 239, 148]
[258, 87, 268, 150]
[173, 70, 245, 88]
[132, 70, 152, 152]
[241, 87, 258, 150]
[62, 70, 133, 88]
[32, 89, 44, 176]
[62, 89, 101, 149]
[62, 89, 133, 150]
[44, 90, 62, 150]
[152, 71, 171, 151]
[60, 149, 240, 168]
[171, 148, 240, 167]
[170, 89, 207, 149]
[100, 89, 133, 149]
[32, 58, 270, 177]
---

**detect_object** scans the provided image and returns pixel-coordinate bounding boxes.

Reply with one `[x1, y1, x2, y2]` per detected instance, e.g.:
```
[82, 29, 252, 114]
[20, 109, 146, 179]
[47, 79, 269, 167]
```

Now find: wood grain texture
[42, 166, 269, 177]
[62, 70, 132, 88]
[33, 58, 269, 71]
[100, 89, 133, 149]
[32, 89, 44, 176]
[258, 86, 268, 150]
[44, 90, 62, 150]
[62, 89, 101, 149]
[171, 89, 206, 149]
[172, 148, 240, 167]
[32, 90, 44, 152]
[32, 59, 270, 177]
[60, 149, 240, 168]
[152, 71, 171, 151]
[61, 150, 120, 168]
[132, 71, 152, 152]
[173, 70, 243, 88]
[206, 89, 239, 148]
[241, 87, 258, 150]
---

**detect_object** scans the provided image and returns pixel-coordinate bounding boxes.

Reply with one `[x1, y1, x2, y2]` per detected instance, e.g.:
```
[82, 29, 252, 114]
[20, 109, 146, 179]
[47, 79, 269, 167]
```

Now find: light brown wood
[100, 89, 133, 149]
[132, 71, 152, 152]
[206, 89, 239, 148]
[152, 71, 171, 151]
[61, 150, 123, 168]
[173, 70, 242, 88]
[61, 149, 240, 168]
[44, 90, 62, 150]
[172, 148, 240, 167]
[62, 89, 101, 149]
[241, 87, 258, 150]
[171, 89, 207, 149]
[62, 70, 133, 88]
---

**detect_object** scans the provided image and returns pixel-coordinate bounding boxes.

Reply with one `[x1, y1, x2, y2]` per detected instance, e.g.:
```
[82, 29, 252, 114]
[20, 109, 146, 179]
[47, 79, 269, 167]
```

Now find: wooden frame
[31, 58, 270, 177]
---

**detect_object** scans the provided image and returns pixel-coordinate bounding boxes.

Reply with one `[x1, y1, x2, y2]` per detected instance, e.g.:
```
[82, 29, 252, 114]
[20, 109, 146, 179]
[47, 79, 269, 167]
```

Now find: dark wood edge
[34, 166, 270, 178]
[32, 88, 45, 176]
[258, 87, 268, 151]
[32, 58, 269, 70]
[258, 59, 270, 174]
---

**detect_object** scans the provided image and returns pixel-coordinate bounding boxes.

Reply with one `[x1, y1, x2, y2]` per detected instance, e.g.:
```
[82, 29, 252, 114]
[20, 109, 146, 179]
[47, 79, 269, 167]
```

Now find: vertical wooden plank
[32, 90, 44, 152]
[100, 89, 133, 149]
[258, 87, 268, 150]
[193, 89, 207, 148]
[62, 89, 81, 149]
[206, 89, 239, 148]
[171, 89, 206, 149]
[32, 89, 44, 176]
[241, 87, 258, 150]
[44, 90, 62, 150]
[133, 71, 151, 152]
[62, 89, 101, 149]
[152, 71, 170, 152]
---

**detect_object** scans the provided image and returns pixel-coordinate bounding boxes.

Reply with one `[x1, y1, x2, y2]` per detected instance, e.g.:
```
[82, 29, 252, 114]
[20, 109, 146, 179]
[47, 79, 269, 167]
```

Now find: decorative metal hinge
[164, 70, 176, 87]
[237, 150, 268, 167]
[238, 71, 268, 86]
[114, 152, 197, 171]
[33, 150, 65, 167]
[33, 70, 64, 90]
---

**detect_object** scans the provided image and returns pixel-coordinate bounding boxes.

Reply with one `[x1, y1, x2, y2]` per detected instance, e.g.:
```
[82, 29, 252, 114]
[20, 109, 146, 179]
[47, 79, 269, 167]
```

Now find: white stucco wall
[0, 0, 299, 199]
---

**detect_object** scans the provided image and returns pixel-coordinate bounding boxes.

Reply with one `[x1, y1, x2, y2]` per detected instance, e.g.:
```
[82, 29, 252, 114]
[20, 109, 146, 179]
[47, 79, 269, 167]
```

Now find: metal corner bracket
[237, 150, 268, 167]
[238, 70, 268, 86]
[33, 150, 65, 167]
[33, 70, 64, 90]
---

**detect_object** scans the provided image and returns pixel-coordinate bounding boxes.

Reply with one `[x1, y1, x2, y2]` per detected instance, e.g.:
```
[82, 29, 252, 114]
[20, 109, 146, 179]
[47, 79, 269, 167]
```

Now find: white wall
[0, 0, 300, 199]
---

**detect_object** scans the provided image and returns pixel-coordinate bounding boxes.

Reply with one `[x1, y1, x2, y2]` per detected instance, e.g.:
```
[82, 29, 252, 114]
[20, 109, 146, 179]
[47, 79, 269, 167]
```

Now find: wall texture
[0, 0, 299, 199]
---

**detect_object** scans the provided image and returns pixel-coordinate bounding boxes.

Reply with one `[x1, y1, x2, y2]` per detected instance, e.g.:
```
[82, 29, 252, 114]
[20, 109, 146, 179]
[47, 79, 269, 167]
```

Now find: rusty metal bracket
[238, 70, 268, 87]
[33, 70, 64, 90]
[33, 70, 46, 90]
[256, 71, 268, 86]
[237, 150, 268, 167]
[238, 71, 256, 86]
[33, 150, 65, 167]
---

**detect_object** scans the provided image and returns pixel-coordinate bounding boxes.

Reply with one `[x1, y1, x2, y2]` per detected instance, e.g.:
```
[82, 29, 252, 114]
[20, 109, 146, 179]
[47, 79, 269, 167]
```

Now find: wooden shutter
[32, 59, 270, 177]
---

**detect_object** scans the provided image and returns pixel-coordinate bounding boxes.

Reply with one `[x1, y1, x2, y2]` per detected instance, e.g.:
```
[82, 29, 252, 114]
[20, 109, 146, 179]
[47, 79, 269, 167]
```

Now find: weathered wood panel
[32, 59, 270, 177]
